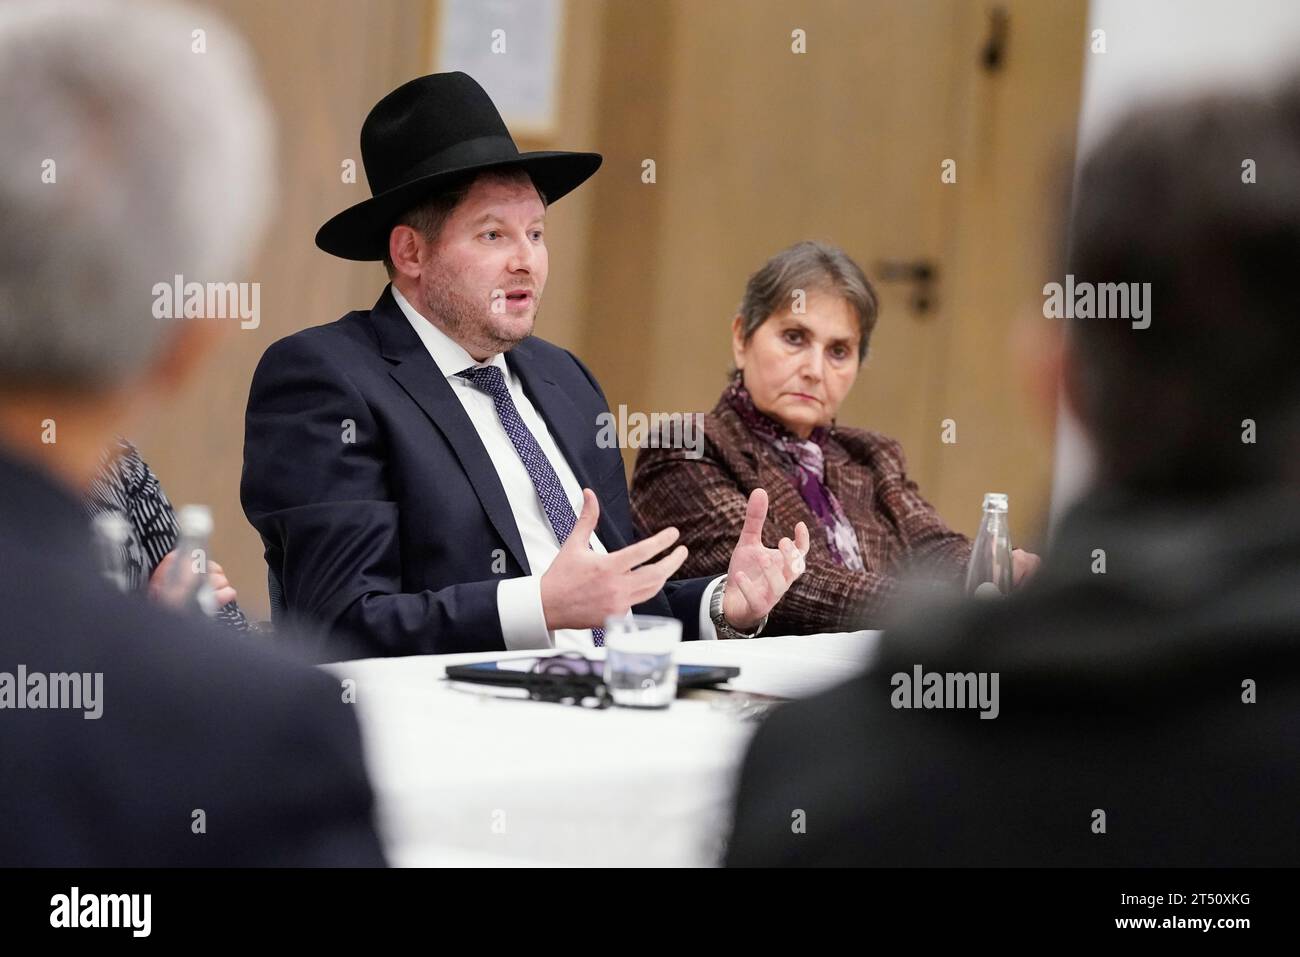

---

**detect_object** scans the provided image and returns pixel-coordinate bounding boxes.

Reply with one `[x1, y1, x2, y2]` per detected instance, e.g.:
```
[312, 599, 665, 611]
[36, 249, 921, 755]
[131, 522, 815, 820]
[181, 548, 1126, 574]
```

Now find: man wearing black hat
[242, 73, 810, 658]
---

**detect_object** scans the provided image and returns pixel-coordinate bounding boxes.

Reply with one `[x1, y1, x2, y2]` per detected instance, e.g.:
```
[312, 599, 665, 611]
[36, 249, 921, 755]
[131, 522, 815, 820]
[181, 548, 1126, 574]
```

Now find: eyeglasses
[523, 652, 612, 709]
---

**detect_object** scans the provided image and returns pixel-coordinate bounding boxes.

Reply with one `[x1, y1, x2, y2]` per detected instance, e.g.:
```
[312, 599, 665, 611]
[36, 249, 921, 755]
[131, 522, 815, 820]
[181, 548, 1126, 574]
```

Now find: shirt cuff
[696, 576, 726, 641]
[496, 576, 553, 650]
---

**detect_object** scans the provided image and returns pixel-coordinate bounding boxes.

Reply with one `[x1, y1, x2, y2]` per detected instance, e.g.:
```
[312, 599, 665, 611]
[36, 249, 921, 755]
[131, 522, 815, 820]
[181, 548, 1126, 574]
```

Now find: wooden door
[580, 0, 1087, 546]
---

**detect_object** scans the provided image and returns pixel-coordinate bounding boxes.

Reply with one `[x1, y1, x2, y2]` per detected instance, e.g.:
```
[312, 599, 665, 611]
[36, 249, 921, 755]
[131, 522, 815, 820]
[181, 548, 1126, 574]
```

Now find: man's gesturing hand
[540, 488, 688, 631]
[722, 488, 810, 632]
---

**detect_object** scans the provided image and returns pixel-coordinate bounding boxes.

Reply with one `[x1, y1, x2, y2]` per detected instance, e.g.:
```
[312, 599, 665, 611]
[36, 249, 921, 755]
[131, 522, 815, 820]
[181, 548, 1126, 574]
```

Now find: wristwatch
[709, 574, 767, 640]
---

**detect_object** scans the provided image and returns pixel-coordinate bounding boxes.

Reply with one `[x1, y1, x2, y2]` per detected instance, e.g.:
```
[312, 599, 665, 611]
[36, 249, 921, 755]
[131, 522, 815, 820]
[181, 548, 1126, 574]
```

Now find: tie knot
[456, 364, 508, 398]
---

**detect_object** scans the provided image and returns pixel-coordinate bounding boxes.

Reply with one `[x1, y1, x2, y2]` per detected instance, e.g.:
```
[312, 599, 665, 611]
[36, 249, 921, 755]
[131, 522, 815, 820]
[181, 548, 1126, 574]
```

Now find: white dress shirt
[392, 286, 720, 649]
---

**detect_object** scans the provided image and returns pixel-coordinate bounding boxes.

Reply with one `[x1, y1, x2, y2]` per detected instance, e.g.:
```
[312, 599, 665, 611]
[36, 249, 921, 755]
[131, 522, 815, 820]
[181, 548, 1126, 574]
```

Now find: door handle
[875, 258, 938, 317]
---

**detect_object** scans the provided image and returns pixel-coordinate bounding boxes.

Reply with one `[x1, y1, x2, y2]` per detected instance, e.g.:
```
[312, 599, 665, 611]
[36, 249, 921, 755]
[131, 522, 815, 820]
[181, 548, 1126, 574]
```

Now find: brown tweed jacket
[631, 394, 972, 635]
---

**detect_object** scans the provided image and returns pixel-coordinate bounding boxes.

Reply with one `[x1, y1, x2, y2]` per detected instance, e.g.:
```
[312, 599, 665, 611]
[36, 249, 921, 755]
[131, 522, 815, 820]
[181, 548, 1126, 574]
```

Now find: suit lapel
[751, 434, 871, 558]
[822, 439, 871, 515]
[822, 438, 888, 569]
[372, 288, 532, 574]
[756, 452, 815, 545]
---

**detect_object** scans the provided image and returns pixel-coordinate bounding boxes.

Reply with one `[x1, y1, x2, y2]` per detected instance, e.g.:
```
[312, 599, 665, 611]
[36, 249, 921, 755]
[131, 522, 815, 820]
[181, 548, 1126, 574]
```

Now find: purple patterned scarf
[724, 376, 865, 571]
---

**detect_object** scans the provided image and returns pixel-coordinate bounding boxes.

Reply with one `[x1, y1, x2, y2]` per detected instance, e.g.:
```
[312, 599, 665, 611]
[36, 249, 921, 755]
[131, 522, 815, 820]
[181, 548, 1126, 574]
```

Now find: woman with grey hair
[631, 241, 1037, 634]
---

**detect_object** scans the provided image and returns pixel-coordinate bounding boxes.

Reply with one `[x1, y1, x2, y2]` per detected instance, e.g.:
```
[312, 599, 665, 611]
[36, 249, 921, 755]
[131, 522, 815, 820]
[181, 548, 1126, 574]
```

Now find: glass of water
[602, 615, 682, 709]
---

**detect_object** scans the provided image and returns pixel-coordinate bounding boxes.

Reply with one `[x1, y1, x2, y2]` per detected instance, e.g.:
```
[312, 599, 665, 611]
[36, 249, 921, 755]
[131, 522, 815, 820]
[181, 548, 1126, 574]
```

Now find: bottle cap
[176, 504, 213, 538]
[91, 512, 131, 545]
[981, 492, 1009, 512]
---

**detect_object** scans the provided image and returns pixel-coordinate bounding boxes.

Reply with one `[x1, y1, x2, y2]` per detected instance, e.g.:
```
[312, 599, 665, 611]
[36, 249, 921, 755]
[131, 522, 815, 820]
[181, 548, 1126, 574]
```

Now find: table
[323, 632, 879, 867]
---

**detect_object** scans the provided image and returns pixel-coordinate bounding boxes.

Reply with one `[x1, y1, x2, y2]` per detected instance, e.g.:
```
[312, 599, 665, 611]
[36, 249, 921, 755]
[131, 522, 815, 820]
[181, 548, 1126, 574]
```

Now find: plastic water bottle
[91, 512, 132, 593]
[166, 504, 218, 617]
[965, 492, 1012, 598]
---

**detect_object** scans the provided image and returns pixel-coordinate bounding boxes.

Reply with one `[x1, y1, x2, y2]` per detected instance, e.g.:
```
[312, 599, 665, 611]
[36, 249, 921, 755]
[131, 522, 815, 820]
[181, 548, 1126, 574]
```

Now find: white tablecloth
[323, 632, 878, 867]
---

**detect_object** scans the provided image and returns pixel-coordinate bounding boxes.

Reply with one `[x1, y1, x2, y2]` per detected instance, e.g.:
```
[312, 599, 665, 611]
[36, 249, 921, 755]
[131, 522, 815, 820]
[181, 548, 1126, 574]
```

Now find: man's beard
[419, 267, 538, 356]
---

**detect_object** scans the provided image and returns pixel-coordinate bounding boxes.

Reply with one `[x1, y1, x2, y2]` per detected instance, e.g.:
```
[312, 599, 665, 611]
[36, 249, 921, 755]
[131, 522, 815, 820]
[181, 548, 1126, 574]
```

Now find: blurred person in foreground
[631, 241, 1038, 635]
[727, 79, 1300, 866]
[0, 0, 384, 865]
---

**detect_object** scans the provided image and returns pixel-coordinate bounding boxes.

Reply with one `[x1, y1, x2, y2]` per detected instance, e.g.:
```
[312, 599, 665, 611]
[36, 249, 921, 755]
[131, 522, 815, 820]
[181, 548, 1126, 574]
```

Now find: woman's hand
[149, 550, 238, 609]
[1011, 548, 1041, 587]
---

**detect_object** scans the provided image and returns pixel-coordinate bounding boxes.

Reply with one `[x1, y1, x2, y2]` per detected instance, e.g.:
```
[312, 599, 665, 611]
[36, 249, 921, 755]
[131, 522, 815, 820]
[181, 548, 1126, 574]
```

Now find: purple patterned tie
[457, 365, 604, 646]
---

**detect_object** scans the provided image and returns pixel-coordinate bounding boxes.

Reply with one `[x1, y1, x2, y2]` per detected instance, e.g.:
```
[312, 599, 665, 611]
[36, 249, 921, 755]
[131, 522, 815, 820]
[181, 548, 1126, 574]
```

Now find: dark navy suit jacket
[0, 448, 385, 866]
[241, 286, 713, 658]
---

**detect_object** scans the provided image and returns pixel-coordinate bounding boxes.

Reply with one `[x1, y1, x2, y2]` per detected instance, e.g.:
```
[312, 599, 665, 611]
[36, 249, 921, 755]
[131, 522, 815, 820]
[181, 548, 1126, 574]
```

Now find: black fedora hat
[315, 72, 602, 261]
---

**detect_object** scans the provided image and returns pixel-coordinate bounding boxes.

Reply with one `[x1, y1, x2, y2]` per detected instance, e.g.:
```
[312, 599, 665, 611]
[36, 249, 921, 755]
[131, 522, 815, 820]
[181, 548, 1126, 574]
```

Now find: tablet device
[445, 658, 740, 689]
